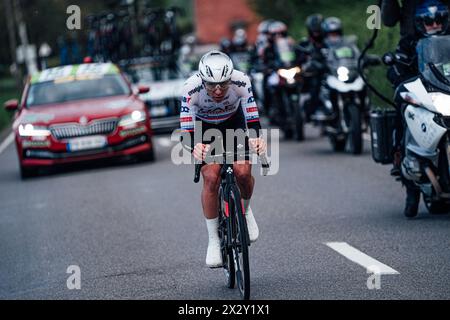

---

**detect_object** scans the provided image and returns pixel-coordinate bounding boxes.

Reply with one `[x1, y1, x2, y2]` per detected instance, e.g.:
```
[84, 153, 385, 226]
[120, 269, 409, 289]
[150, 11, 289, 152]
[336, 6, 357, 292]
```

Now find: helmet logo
[429, 6, 438, 15]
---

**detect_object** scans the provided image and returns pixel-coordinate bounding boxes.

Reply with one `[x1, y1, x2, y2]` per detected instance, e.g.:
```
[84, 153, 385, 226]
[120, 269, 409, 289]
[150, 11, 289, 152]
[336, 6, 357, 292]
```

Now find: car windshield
[417, 35, 450, 91]
[26, 74, 130, 107]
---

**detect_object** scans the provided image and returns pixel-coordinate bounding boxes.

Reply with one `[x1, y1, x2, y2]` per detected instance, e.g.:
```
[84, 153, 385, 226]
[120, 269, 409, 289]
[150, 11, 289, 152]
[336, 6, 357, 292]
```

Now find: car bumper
[20, 134, 152, 167]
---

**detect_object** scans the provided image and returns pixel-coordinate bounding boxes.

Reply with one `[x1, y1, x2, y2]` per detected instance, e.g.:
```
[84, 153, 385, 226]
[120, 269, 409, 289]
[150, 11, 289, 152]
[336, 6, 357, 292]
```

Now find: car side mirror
[138, 85, 150, 94]
[4, 99, 19, 111]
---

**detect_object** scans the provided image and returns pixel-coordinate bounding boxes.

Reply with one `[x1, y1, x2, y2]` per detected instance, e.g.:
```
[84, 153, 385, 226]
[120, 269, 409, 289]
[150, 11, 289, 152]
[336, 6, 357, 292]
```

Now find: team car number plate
[67, 135, 107, 152]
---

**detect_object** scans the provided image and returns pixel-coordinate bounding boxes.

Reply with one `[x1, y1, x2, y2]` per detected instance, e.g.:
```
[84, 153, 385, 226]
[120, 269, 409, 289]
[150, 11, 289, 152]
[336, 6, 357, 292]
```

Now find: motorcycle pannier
[370, 108, 397, 164]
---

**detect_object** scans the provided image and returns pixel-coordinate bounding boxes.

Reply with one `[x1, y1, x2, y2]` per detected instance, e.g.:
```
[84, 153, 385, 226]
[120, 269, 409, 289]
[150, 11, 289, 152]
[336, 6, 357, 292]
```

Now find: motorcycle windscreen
[275, 38, 296, 65]
[329, 42, 360, 82]
[417, 35, 450, 92]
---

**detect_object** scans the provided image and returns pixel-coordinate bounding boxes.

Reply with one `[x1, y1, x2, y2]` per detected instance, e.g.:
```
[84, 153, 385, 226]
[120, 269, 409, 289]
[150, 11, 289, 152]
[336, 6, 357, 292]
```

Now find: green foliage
[0, 78, 20, 132]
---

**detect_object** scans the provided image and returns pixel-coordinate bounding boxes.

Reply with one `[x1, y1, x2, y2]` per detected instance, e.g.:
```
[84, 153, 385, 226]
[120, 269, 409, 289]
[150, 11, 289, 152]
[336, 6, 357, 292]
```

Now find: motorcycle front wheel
[346, 104, 363, 155]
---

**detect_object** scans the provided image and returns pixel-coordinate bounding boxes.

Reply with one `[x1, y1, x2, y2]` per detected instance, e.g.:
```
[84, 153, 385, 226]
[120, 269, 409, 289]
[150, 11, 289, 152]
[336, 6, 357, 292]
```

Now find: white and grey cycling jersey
[180, 70, 260, 132]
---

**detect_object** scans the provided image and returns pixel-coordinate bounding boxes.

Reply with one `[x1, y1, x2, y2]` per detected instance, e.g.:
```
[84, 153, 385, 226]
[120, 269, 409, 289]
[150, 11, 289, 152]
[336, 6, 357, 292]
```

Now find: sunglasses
[420, 12, 448, 26]
[203, 80, 231, 91]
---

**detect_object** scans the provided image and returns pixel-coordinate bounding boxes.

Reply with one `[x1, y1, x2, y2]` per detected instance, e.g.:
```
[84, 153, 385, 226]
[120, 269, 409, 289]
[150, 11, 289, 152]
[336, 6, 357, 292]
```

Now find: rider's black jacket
[297, 37, 327, 74]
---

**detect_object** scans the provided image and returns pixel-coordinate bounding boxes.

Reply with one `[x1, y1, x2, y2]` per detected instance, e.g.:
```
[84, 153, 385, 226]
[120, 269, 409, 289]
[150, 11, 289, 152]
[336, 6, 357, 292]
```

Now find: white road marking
[0, 132, 14, 155]
[325, 242, 400, 275]
[155, 137, 173, 148]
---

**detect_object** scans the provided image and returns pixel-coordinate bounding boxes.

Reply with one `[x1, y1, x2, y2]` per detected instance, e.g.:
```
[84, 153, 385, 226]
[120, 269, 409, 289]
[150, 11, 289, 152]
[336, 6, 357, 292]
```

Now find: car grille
[50, 119, 118, 140]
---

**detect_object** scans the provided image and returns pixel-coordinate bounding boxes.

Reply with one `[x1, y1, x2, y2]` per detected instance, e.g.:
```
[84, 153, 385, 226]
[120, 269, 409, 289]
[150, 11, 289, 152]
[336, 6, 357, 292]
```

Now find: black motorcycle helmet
[414, 0, 449, 37]
[306, 14, 324, 42]
[322, 17, 343, 37]
[220, 37, 232, 53]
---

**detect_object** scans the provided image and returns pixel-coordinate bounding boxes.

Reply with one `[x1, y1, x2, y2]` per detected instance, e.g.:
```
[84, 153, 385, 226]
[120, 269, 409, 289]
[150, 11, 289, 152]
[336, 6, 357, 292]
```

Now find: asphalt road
[0, 124, 449, 300]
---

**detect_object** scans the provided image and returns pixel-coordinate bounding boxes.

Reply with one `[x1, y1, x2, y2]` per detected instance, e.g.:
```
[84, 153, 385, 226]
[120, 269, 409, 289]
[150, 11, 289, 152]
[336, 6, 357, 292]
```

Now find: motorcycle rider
[263, 21, 301, 123]
[311, 17, 346, 120]
[382, 0, 450, 39]
[298, 14, 328, 121]
[231, 28, 250, 53]
[388, 0, 449, 217]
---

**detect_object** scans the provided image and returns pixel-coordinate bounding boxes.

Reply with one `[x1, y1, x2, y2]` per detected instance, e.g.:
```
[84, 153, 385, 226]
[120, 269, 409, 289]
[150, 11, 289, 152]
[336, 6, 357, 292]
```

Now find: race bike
[316, 37, 374, 154]
[267, 37, 305, 141]
[383, 35, 450, 216]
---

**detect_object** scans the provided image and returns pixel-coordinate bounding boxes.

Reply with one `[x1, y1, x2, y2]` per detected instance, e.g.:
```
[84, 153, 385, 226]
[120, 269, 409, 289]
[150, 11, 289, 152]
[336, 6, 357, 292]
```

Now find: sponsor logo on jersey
[232, 80, 246, 88]
[188, 85, 203, 96]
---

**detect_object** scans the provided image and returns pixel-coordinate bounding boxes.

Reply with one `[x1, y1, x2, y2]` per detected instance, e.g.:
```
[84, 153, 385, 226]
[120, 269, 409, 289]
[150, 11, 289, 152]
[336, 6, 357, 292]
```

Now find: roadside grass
[0, 77, 20, 132]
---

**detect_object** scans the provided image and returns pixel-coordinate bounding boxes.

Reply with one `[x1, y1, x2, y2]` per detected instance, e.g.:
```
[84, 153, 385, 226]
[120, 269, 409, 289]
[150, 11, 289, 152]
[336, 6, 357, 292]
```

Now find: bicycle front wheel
[230, 186, 250, 300]
[219, 188, 235, 289]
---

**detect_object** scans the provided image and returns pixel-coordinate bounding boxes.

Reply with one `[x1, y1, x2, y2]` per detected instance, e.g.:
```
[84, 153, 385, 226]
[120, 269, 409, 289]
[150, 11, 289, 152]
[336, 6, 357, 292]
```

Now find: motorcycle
[382, 35, 450, 216]
[267, 37, 305, 141]
[315, 37, 374, 154]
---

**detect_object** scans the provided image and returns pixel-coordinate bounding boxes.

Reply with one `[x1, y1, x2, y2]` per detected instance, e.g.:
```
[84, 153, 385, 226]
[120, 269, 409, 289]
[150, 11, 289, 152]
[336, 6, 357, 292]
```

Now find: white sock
[205, 217, 220, 241]
[243, 198, 251, 214]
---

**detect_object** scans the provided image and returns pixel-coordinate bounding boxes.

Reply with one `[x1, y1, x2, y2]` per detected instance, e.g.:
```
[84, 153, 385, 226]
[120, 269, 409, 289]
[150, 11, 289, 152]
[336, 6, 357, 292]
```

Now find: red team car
[4, 63, 155, 178]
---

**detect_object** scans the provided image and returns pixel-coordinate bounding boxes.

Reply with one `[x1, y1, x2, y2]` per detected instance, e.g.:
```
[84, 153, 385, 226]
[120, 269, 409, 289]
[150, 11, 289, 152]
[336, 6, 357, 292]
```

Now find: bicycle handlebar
[193, 152, 271, 183]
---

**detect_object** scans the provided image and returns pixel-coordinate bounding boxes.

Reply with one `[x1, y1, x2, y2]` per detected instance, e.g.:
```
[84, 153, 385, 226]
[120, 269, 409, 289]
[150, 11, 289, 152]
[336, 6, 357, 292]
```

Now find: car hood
[138, 79, 185, 101]
[15, 95, 142, 127]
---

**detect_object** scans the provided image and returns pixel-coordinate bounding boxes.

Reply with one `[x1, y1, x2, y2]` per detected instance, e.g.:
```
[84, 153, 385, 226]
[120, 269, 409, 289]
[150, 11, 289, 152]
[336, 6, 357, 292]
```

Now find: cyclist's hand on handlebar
[193, 143, 210, 161]
[249, 138, 267, 155]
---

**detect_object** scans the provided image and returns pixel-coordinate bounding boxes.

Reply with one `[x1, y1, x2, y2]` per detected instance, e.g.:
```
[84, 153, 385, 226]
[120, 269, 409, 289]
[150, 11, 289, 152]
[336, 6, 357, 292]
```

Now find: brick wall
[194, 0, 261, 44]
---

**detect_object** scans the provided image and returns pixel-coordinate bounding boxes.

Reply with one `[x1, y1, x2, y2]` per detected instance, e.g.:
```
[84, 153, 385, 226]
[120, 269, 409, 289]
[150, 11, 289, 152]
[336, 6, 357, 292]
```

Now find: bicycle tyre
[230, 186, 250, 300]
[219, 187, 235, 289]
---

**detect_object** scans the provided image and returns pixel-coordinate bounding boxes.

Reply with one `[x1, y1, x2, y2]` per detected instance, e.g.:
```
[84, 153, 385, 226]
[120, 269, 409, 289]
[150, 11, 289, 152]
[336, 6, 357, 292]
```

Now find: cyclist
[180, 51, 267, 268]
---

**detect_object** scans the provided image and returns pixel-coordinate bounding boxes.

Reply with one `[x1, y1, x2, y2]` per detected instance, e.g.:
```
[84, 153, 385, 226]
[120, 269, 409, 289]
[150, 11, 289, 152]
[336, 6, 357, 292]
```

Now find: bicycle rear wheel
[230, 187, 250, 300]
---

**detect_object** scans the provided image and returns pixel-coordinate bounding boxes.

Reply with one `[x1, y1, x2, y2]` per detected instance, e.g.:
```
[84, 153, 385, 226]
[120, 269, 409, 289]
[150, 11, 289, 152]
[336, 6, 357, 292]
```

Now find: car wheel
[20, 165, 38, 179]
[139, 148, 155, 162]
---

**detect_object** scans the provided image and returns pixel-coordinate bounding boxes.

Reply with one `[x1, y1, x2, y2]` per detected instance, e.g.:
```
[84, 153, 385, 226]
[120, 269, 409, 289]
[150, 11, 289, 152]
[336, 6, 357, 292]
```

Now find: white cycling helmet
[198, 50, 234, 83]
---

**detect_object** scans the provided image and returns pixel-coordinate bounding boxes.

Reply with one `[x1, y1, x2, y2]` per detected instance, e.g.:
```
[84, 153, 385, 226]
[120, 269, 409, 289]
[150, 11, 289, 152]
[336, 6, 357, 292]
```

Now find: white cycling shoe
[206, 238, 223, 268]
[245, 206, 259, 243]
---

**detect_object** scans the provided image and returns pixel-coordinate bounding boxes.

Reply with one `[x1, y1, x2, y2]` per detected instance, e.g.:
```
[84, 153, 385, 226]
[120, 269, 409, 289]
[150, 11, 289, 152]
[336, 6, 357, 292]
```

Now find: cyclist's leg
[226, 107, 259, 242]
[201, 163, 223, 267]
[233, 161, 254, 201]
[201, 164, 222, 219]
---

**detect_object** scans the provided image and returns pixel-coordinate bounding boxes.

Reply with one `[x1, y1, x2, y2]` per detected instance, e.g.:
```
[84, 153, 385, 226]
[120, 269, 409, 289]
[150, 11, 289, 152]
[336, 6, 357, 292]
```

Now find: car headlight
[18, 124, 51, 137]
[118, 110, 146, 127]
[337, 66, 350, 82]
